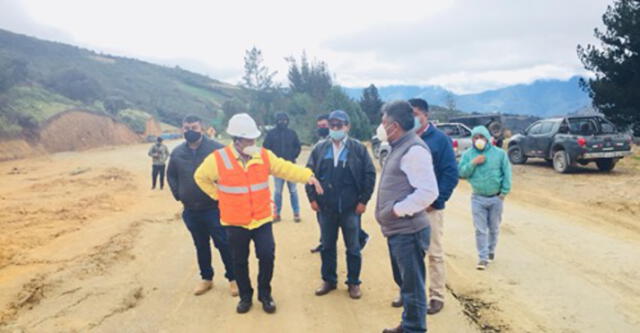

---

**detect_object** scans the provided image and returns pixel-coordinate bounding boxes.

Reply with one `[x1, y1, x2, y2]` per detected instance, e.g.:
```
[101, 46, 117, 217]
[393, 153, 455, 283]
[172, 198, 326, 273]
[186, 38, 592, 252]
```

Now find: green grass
[116, 108, 152, 134]
[176, 82, 227, 107]
[5, 85, 77, 122]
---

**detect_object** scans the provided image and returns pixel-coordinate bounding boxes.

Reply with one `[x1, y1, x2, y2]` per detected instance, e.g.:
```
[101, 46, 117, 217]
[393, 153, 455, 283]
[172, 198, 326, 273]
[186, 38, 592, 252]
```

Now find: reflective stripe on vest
[217, 148, 233, 170]
[250, 181, 269, 192]
[218, 184, 250, 194]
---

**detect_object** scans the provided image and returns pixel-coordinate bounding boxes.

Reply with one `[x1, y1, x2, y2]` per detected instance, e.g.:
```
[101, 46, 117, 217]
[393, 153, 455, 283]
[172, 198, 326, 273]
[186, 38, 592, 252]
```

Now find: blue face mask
[413, 116, 422, 132]
[329, 129, 346, 141]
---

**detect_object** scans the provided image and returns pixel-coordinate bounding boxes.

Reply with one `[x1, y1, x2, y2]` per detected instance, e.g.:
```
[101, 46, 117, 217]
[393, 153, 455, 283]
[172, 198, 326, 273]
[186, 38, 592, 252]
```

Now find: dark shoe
[294, 214, 301, 223]
[260, 296, 277, 314]
[310, 244, 322, 254]
[476, 260, 489, 270]
[360, 233, 370, 250]
[348, 284, 362, 299]
[315, 281, 337, 296]
[273, 215, 281, 223]
[427, 299, 444, 315]
[488, 253, 495, 262]
[236, 299, 252, 314]
[382, 323, 403, 333]
[391, 294, 403, 308]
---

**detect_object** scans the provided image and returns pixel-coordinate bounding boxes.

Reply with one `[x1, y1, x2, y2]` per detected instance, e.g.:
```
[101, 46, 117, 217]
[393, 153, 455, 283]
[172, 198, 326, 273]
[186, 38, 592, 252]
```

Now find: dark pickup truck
[507, 115, 633, 173]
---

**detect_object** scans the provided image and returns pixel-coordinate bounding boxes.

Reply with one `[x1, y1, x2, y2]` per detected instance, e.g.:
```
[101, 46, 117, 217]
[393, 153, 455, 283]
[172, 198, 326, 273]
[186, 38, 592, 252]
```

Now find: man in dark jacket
[306, 110, 376, 300]
[167, 115, 236, 297]
[263, 112, 302, 222]
[407, 98, 459, 315]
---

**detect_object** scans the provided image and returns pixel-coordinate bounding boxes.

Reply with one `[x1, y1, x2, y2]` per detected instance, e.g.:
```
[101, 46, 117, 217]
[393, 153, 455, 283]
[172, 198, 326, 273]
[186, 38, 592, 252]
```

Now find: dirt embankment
[143, 117, 163, 138]
[0, 110, 143, 162]
[39, 110, 141, 153]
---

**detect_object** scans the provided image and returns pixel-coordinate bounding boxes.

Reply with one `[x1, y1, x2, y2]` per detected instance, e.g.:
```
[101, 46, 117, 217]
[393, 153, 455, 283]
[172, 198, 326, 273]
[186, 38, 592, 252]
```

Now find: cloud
[325, 0, 610, 90]
[0, 0, 74, 43]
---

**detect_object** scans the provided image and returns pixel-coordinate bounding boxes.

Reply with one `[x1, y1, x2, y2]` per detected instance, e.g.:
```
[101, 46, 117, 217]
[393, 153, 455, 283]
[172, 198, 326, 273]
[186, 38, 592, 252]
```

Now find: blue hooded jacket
[419, 124, 459, 209]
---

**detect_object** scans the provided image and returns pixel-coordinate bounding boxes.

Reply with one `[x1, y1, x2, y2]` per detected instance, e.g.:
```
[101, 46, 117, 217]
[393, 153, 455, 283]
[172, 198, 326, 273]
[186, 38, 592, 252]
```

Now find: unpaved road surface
[1, 142, 639, 332]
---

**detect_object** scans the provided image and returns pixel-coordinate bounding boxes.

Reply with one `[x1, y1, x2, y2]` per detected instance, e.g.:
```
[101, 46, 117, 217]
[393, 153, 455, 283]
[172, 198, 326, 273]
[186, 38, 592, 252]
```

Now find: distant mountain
[344, 77, 592, 118]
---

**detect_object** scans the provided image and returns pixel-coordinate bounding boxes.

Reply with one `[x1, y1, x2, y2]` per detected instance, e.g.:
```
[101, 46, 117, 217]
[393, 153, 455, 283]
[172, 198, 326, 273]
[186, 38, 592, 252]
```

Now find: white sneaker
[476, 260, 489, 270]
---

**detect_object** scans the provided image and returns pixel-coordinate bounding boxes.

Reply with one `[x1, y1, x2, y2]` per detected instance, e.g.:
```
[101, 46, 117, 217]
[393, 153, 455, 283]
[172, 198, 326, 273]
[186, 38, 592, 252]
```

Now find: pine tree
[241, 46, 277, 91]
[240, 46, 279, 124]
[359, 84, 384, 126]
[578, 0, 640, 135]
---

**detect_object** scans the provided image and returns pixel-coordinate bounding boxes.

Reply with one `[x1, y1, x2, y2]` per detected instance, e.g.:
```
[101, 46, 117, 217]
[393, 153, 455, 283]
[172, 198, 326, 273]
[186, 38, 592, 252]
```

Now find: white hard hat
[226, 113, 261, 139]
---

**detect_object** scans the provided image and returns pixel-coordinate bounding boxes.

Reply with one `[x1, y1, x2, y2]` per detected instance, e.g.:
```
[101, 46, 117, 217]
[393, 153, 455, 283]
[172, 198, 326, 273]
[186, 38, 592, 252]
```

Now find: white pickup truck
[371, 122, 475, 166]
[435, 122, 474, 158]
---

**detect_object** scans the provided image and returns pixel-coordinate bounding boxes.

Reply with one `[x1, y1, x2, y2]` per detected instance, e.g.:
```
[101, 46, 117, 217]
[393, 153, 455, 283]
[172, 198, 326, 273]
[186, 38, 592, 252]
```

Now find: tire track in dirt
[0, 216, 176, 331]
[0, 167, 138, 270]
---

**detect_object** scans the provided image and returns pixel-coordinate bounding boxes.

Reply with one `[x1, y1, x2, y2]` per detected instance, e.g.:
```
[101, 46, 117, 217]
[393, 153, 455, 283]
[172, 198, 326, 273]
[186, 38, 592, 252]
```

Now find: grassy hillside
[0, 29, 245, 138]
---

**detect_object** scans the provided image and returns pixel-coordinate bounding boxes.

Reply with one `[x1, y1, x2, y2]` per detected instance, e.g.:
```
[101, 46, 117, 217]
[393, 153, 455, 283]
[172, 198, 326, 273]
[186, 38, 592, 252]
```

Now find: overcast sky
[0, 0, 610, 93]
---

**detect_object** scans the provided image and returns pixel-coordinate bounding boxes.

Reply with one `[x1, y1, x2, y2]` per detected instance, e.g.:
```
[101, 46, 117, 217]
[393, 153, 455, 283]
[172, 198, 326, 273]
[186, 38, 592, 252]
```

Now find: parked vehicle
[435, 122, 473, 158]
[449, 114, 505, 147]
[507, 115, 633, 173]
[371, 124, 391, 167]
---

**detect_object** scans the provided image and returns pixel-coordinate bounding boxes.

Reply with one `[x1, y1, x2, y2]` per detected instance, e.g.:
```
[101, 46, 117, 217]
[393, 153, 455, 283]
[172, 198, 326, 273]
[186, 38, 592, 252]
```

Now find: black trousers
[227, 222, 275, 301]
[152, 164, 165, 189]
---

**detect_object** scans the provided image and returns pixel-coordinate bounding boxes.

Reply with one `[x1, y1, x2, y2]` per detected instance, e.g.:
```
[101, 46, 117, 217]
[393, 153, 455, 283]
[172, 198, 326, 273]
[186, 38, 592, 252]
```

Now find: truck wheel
[596, 158, 616, 172]
[379, 150, 389, 167]
[553, 150, 571, 173]
[508, 145, 527, 164]
[487, 121, 503, 138]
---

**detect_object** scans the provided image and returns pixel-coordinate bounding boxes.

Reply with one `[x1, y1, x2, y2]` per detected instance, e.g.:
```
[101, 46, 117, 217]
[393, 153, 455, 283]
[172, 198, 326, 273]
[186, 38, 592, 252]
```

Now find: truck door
[533, 121, 556, 157]
[521, 122, 543, 156]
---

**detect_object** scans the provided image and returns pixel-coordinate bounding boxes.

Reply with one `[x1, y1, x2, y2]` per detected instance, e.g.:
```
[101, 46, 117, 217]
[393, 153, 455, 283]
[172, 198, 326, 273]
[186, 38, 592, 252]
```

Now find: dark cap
[329, 110, 350, 123]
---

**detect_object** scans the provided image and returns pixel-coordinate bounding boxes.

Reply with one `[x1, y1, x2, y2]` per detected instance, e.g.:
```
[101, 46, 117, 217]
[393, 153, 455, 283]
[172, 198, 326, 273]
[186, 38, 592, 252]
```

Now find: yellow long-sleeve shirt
[194, 144, 313, 229]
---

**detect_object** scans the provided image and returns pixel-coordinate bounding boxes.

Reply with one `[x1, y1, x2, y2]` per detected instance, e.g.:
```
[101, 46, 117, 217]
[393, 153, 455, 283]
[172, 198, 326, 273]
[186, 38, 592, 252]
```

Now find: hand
[426, 206, 436, 213]
[308, 176, 324, 195]
[355, 203, 367, 215]
[499, 194, 506, 201]
[310, 201, 320, 212]
[472, 155, 486, 165]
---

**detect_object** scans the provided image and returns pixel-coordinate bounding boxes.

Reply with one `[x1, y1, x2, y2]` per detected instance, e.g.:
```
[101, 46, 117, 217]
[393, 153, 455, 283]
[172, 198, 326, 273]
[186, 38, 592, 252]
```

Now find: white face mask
[474, 138, 487, 151]
[242, 145, 261, 156]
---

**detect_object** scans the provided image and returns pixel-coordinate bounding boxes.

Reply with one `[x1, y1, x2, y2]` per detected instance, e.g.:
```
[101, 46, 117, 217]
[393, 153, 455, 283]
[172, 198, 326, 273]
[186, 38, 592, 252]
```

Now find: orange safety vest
[213, 146, 272, 226]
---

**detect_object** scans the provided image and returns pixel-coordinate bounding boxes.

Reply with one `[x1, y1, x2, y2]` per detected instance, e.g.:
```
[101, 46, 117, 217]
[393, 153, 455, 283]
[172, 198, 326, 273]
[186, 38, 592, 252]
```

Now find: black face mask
[277, 121, 288, 129]
[184, 130, 202, 143]
[317, 127, 329, 138]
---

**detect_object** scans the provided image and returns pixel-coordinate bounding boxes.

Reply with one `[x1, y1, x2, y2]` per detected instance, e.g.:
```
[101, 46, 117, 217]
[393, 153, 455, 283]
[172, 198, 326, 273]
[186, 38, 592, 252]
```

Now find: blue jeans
[471, 195, 504, 261]
[388, 227, 430, 333]
[319, 210, 362, 285]
[273, 177, 300, 215]
[316, 214, 370, 249]
[182, 208, 235, 281]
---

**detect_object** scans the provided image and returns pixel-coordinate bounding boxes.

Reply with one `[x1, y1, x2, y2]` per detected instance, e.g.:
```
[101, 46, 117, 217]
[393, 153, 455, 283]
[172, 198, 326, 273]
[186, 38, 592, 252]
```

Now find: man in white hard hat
[195, 113, 323, 314]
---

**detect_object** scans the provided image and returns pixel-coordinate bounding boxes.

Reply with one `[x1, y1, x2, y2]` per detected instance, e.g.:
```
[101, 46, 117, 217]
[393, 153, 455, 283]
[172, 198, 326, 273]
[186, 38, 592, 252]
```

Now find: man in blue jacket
[403, 98, 459, 315]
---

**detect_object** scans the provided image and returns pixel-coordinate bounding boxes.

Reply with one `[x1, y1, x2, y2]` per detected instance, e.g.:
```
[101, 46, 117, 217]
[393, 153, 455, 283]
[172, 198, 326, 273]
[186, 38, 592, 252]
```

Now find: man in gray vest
[376, 100, 439, 333]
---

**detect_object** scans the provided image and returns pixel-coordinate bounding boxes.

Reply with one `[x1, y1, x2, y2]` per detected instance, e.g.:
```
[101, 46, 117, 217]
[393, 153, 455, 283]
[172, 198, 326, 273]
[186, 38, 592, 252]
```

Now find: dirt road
[1, 141, 639, 332]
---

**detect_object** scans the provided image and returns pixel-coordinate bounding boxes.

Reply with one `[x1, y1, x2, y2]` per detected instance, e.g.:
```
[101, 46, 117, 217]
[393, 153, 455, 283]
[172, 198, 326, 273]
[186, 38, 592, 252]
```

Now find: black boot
[259, 295, 277, 314]
[236, 298, 252, 314]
